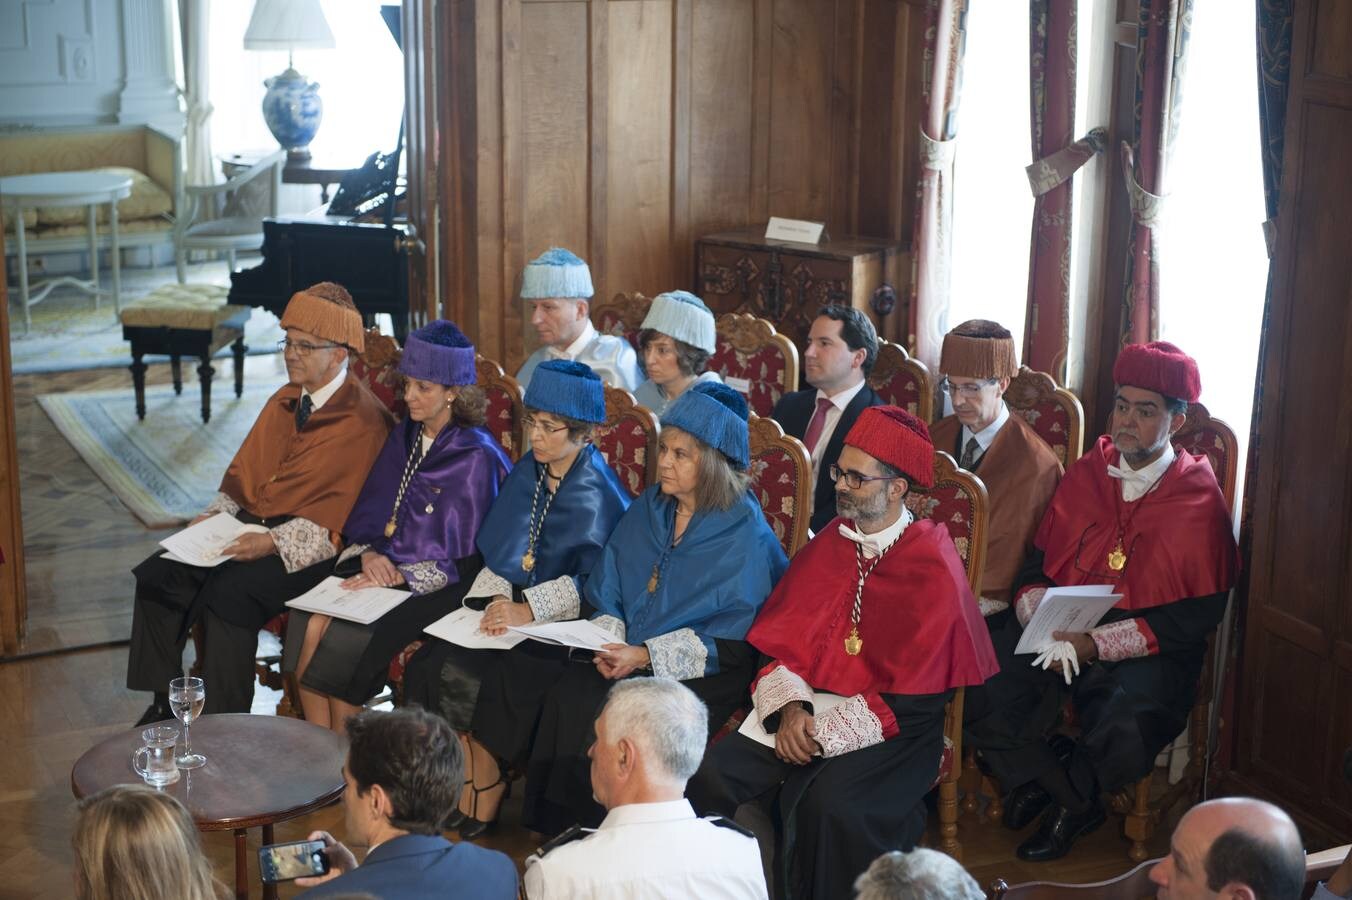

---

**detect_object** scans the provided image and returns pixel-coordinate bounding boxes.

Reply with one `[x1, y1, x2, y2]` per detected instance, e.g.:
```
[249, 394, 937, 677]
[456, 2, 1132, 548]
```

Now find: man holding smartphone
[293, 708, 517, 899]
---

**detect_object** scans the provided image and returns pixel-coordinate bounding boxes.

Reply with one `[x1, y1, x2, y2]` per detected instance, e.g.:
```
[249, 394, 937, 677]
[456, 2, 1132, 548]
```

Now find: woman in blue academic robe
[471, 381, 789, 836]
[399, 360, 631, 836]
[283, 321, 510, 734]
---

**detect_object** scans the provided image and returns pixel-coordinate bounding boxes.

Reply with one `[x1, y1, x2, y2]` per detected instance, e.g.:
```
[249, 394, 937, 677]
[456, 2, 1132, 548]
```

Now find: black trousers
[125, 551, 326, 713]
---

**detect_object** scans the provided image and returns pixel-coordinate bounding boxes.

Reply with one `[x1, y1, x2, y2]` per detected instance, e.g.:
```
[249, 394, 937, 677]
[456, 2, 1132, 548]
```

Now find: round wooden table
[71, 714, 345, 900]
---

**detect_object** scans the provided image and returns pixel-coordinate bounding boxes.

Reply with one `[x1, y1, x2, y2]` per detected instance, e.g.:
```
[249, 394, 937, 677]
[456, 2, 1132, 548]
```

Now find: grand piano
[228, 5, 413, 340]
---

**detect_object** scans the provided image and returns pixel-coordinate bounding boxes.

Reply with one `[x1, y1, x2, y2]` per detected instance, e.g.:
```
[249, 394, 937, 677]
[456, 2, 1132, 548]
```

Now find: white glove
[1031, 640, 1081, 685]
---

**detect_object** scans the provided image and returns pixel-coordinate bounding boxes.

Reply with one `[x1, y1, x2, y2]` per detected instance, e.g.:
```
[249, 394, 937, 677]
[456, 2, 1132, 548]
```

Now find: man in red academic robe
[689, 406, 998, 900]
[965, 341, 1240, 862]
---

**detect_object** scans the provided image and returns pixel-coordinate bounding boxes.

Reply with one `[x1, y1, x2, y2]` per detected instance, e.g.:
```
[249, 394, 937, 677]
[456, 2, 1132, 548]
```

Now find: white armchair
[174, 150, 284, 282]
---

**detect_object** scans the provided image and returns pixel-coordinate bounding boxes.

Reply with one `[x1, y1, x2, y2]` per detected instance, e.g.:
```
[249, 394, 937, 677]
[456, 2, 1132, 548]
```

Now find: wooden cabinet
[695, 229, 907, 353]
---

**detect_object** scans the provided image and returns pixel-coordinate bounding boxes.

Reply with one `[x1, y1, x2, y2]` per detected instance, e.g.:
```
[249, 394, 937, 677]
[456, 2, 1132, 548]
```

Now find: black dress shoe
[1016, 802, 1106, 862]
[134, 703, 173, 728]
[445, 809, 467, 831]
[1002, 781, 1054, 830]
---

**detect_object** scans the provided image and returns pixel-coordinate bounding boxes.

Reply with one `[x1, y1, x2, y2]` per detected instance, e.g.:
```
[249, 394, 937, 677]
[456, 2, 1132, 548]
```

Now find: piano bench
[119, 284, 252, 424]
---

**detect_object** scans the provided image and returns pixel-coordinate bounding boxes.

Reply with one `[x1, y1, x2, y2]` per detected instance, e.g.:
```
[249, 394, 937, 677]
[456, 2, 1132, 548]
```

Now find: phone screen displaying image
[258, 839, 330, 883]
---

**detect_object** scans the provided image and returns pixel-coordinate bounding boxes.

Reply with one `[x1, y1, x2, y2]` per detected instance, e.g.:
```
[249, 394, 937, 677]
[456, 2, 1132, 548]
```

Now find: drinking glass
[168, 676, 206, 768]
[132, 725, 180, 786]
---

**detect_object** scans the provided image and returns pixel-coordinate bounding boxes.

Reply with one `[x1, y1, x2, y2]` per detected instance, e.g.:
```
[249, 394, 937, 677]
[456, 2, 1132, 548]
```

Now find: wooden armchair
[868, 341, 934, 423]
[594, 385, 659, 498]
[350, 328, 407, 419]
[710, 314, 801, 419]
[746, 415, 812, 558]
[477, 354, 525, 461]
[1006, 366, 1085, 466]
[174, 149, 283, 281]
[592, 291, 652, 352]
[908, 451, 990, 860]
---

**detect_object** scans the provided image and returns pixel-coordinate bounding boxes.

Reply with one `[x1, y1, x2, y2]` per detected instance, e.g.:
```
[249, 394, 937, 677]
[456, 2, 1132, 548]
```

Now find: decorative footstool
[119, 284, 250, 424]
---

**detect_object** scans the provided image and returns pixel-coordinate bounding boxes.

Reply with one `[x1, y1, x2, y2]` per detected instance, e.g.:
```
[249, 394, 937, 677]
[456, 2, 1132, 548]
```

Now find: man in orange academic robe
[126, 283, 392, 723]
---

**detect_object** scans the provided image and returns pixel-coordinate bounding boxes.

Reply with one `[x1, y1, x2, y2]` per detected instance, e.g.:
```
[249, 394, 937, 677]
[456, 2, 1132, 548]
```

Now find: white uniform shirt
[523, 799, 768, 900]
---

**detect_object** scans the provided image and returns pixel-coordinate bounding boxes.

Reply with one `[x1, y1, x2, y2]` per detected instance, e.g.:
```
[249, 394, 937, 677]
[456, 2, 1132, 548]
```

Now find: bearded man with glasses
[690, 406, 997, 900]
[965, 341, 1239, 863]
[126, 282, 394, 724]
[930, 320, 1062, 617]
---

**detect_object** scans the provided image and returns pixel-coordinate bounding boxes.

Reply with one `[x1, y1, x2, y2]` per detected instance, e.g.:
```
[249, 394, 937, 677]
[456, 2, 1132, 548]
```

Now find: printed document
[424, 606, 527, 650]
[285, 576, 410, 625]
[508, 619, 617, 651]
[158, 514, 267, 567]
[1014, 585, 1122, 655]
[738, 692, 847, 750]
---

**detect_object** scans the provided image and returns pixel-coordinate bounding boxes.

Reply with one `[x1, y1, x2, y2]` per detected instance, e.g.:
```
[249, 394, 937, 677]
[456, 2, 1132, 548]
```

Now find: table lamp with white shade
[244, 0, 335, 160]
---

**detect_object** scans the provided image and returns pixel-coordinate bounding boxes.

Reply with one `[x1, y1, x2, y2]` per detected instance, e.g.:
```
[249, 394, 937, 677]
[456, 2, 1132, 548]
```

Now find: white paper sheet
[157, 513, 267, 567]
[507, 619, 618, 652]
[737, 692, 847, 749]
[423, 606, 527, 650]
[284, 576, 410, 625]
[1014, 585, 1122, 655]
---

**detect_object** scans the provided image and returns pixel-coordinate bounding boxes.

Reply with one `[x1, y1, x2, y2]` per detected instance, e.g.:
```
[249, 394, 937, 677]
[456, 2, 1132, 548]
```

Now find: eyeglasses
[277, 338, 341, 356]
[523, 415, 571, 436]
[828, 464, 900, 490]
[940, 377, 998, 398]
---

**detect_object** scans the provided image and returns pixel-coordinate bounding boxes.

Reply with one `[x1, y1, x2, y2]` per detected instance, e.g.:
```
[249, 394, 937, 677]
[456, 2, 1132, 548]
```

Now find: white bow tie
[1106, 463, 1152, 484]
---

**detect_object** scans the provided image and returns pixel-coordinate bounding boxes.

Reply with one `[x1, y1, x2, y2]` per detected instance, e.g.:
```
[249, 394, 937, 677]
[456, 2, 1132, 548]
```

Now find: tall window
[1158, 1, 1267, 505]
[209, 1, 405, 163]
[948, 4, 1034, 348]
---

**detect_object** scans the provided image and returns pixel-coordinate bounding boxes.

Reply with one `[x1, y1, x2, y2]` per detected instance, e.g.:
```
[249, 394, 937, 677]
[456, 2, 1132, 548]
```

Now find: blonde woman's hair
[73, 785, 224, 900]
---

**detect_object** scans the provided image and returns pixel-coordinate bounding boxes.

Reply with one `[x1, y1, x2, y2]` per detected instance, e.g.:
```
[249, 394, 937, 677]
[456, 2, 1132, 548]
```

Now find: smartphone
[258, 839, 331, 884]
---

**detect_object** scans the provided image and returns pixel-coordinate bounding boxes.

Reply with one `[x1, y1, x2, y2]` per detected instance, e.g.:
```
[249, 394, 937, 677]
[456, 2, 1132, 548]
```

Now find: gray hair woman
[633, 291, 722, 415]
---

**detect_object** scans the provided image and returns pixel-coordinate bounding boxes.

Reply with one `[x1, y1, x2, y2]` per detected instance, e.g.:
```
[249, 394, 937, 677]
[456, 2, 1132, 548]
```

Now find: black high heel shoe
[445, 779, 473, 831]
[458, 775, 510, 840]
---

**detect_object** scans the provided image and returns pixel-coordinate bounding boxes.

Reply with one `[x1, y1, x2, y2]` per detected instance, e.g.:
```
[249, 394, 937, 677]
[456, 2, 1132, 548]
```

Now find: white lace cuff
[592, 615, 626, 642]
[1091, 618, 1156, 661]
[271, 517, 336, 573]
[398, 560, 448, 595]
[644, 629, 708, 680]
[752, 664, 812, 723]
[464, 567, 514, 605]
[523, 576, 580, 623]
[814, 694, 885, 758]
[1015, 586, 1048, 627]
[204, 492, 241, 516]
[978, 596, 1010, 617]
[337, 543, 369, 565]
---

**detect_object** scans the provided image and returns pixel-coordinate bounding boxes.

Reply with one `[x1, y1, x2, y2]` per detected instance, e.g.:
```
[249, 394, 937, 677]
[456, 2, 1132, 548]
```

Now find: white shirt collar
[302, 364, 348, 411]
[814, 377, 867, 412]
[961, 401, 1010, 452]
[1107, 441, 1176, 501]
[837, 506, 913, 558]
[553, 320, 597, 361]
[598, 799, 695, 830]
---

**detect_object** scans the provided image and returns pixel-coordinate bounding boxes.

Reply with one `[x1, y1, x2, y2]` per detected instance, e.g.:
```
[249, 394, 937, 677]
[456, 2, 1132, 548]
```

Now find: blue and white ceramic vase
[261, 68, 323, 159]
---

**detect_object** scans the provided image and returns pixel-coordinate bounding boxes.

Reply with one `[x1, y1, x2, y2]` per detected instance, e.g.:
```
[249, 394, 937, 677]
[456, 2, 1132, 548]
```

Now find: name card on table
[765, 217, 826, 244]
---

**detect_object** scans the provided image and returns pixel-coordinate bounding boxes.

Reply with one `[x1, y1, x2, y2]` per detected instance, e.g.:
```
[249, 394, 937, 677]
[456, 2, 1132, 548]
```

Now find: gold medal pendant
[383, 519, 397, 539]
[844, 627, 862, 656]
[1107, 543, 1127, 572]
[647, 565, 660, 594]
[521, 550, 536, 573]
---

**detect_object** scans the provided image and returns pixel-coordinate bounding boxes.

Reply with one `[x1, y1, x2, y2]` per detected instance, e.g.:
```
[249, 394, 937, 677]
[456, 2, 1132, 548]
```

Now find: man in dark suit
[296, 708, 517, 899]
[771, 305, 883, 534]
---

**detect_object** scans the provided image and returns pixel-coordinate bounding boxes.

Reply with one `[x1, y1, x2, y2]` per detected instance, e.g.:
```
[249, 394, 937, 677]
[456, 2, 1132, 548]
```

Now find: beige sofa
[0, 123, 181, 257]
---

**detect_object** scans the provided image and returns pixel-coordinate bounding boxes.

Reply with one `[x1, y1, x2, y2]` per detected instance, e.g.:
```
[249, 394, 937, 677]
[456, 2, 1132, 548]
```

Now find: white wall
[0, 0, 179, 128]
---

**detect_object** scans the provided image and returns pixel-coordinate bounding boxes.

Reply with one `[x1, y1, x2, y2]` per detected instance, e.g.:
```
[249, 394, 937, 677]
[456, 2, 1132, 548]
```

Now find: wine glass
[168, 676, 206, 769]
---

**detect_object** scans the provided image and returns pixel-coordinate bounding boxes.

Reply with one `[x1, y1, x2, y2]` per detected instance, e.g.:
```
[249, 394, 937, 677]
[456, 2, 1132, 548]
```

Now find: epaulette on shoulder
[702, 815, 756, 839]
[535, 824, 595, 857]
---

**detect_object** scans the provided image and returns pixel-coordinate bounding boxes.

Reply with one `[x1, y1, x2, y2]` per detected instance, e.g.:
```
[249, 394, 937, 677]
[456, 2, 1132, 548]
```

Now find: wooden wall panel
[446, 0, 925, 370]
[1312, 0, 1352, 80]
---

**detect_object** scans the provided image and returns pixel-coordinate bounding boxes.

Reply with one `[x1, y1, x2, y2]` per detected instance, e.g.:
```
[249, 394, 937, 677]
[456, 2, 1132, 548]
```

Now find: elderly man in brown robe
[928, 320, 1062, 616]
[126, 283, 393, 724]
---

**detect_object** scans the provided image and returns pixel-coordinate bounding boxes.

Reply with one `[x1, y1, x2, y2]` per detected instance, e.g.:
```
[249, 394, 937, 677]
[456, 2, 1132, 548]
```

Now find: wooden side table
[71, 714, 346, 900]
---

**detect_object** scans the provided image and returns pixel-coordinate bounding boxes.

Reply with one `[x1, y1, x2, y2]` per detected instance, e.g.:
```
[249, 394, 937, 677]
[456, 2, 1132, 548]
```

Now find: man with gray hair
[523, 677, 767, 899]
[853, 849, 983, 900]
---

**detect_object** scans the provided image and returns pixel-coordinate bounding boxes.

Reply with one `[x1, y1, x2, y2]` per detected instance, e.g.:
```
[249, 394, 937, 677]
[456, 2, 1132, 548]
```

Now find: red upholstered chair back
[868, 341, 934, 422]
[594, 385, 659, 499]
[1006, 365, 1085, 467]
[592, 291, 652, 353]
[1173, 401, 1238, 512]
[476, 354, 525, 461]
[710, 313, 801, 419]
[350, 327, 407, 418]
[747, 415, 812, 557]
[907, 451, 990, 592]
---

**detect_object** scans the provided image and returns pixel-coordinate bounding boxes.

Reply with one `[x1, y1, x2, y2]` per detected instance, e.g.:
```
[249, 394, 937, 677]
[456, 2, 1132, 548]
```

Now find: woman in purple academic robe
[284, 321, 510, 734]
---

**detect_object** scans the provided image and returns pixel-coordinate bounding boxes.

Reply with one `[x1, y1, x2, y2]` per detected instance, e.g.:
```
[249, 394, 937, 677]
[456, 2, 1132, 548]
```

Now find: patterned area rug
[8, 261, 283, 374]
[37, 381, 274, 528]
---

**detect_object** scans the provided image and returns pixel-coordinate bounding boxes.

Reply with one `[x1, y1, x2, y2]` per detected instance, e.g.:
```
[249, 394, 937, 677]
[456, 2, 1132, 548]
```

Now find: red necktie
[802, 397, 835, 455]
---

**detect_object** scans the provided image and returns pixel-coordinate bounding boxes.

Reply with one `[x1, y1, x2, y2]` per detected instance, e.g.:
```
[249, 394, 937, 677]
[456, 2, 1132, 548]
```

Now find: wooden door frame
[0, 228, 27, 655]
